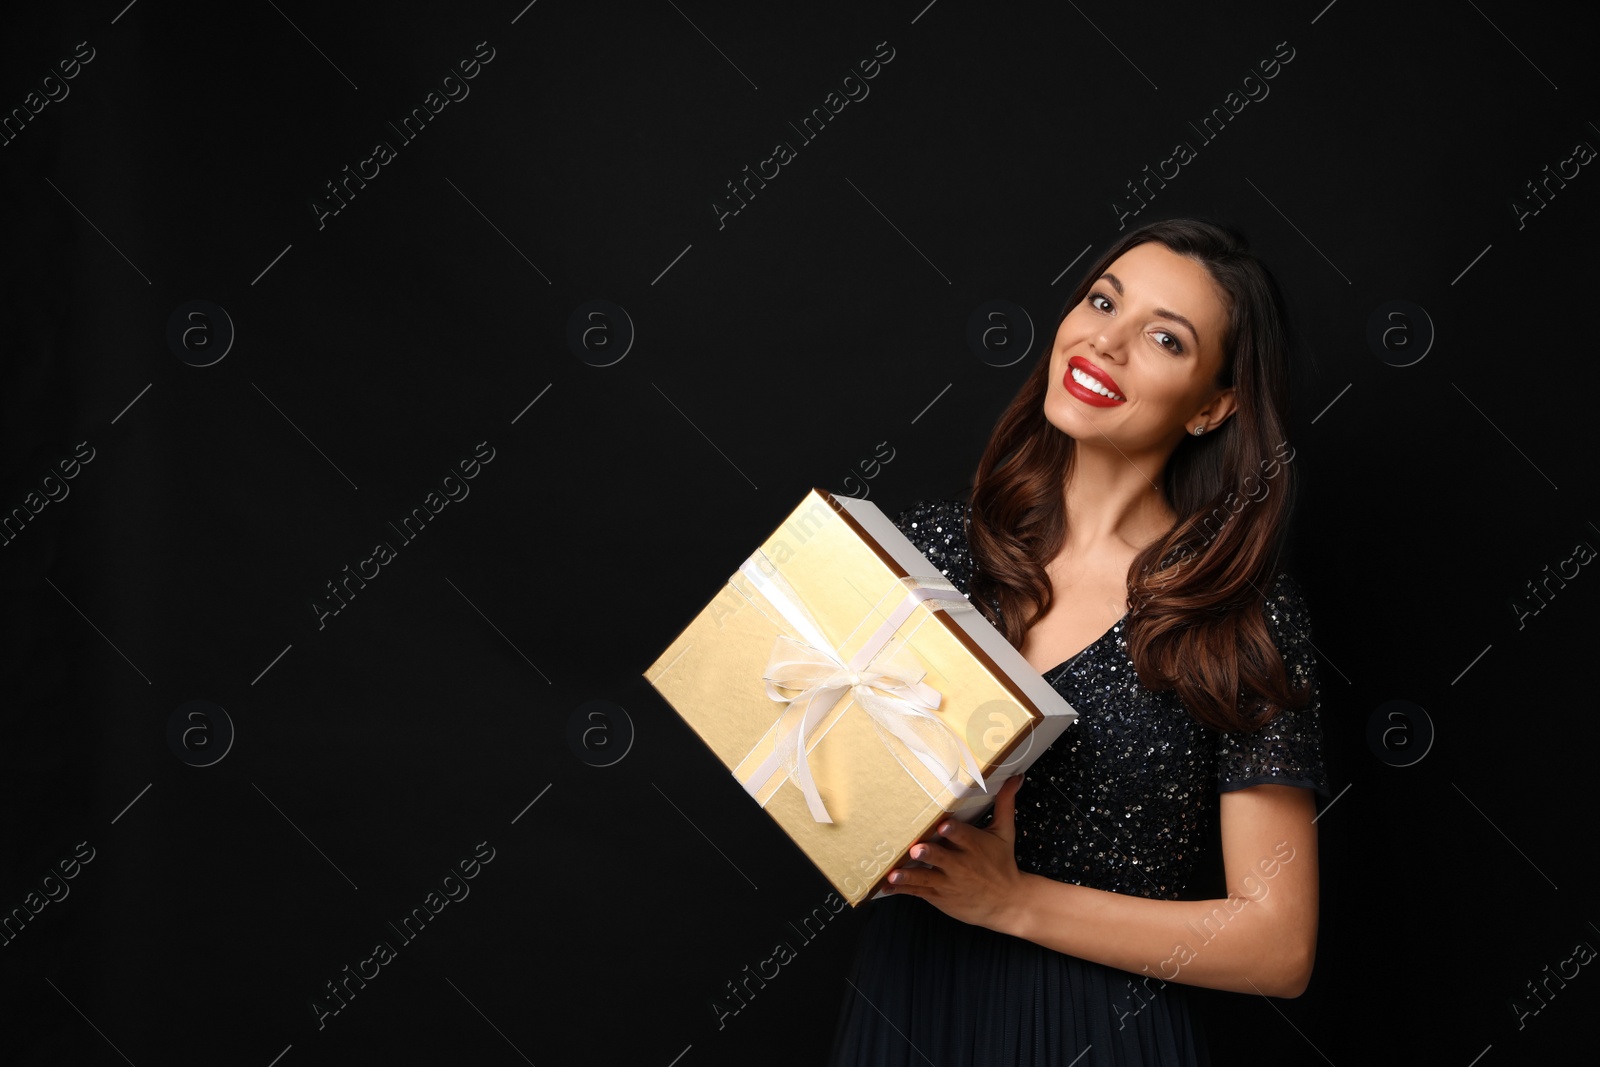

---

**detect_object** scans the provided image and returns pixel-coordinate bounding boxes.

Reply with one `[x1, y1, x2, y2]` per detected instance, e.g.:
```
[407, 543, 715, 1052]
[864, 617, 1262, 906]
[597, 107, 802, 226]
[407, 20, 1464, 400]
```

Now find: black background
[2, 1, 1596, 1064]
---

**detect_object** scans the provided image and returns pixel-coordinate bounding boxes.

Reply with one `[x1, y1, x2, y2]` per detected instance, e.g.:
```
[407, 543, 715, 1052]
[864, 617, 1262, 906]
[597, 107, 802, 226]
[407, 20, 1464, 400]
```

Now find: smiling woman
[829, 218, 1329, 1067]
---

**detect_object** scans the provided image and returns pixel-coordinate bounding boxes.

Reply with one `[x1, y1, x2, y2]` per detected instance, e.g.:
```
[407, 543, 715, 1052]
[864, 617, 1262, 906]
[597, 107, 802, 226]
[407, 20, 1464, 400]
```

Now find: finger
[929, 820, 972, 849]
[992, 775, 1024, 844]
[886, 866, 933, 891]
[999, 773, 1023, 808]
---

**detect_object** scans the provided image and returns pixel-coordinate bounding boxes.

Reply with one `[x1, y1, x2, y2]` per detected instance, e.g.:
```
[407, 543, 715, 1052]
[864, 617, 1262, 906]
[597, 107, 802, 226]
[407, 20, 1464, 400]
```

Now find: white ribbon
[733, 555, 990, 824]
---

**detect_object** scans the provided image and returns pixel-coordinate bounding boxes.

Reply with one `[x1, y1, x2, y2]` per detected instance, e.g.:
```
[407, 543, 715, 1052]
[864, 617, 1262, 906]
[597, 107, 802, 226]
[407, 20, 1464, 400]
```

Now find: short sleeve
[1215, 571, 1332, 797]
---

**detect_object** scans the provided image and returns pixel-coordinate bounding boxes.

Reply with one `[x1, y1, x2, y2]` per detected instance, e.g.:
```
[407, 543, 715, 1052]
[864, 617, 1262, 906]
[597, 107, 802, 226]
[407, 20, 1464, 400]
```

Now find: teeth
[1072, 366, 1125, 401]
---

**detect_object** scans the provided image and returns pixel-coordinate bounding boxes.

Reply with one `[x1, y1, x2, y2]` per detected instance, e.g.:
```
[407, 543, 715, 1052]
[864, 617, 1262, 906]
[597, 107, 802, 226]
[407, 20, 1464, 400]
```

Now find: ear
[1195, 385, 1238, 431]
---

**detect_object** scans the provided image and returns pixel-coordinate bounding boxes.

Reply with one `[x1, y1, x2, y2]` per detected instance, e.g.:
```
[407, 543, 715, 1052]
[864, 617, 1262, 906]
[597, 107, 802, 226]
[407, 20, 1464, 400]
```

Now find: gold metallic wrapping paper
[644, 488, 1077, 906]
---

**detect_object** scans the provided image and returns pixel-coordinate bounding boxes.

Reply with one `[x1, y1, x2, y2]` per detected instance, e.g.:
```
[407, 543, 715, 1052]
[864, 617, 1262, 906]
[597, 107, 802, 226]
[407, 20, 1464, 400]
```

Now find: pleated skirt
[828, 893, 1210, 1067]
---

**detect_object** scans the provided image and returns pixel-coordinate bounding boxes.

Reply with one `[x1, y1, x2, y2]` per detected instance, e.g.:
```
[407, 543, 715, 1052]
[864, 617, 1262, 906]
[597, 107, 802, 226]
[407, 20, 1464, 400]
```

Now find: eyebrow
[1098, 272, 1200, 347]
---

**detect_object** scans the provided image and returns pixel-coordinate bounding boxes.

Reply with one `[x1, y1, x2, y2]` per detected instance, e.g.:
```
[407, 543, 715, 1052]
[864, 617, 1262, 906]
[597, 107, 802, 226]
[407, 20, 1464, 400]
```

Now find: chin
[1041, 401, 1086, 440]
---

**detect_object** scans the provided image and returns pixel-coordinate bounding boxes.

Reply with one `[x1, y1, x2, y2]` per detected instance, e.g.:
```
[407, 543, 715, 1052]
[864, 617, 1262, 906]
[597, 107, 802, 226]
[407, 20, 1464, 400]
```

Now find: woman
[828, 217, 1329, 1066]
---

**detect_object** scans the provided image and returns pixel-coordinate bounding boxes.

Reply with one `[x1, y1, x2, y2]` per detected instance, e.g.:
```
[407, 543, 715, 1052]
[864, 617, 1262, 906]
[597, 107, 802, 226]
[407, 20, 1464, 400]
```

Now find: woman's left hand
[882, 773, 1028, 930]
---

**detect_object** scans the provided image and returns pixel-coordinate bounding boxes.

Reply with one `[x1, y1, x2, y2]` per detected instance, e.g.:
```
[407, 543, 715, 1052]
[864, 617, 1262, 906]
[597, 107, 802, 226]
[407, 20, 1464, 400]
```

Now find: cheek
[1056, 309, 1090, 342]
[1148, 361, 1196, 395]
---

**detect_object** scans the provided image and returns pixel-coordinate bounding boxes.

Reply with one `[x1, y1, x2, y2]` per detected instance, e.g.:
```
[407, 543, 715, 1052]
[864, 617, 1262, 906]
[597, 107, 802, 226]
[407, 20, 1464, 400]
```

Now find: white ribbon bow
[734, 556, 990, 824]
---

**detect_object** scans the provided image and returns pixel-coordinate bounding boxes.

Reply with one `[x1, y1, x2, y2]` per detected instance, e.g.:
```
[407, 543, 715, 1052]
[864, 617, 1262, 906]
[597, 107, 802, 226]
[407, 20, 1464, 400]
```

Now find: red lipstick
[1064, 356, 1126, 406]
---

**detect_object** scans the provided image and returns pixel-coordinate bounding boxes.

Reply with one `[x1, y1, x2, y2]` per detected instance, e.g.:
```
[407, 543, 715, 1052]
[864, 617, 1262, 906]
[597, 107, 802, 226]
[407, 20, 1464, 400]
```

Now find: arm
[994, 782, 1319, 997]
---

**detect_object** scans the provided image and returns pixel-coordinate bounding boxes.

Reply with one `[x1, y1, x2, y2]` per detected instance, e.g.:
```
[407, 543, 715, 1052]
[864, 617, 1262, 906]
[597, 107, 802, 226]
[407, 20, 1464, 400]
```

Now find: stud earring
[1192, 425, 1206, 436]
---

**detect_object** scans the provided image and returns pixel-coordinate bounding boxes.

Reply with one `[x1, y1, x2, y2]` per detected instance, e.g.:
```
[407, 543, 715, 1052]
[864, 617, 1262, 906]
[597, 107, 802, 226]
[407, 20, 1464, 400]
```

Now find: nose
[1090, 322, 1131, 363]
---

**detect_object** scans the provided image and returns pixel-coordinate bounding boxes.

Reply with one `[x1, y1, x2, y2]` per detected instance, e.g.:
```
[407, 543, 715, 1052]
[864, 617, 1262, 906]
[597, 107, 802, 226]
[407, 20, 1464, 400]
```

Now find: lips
[1065, 356, 1126, 406]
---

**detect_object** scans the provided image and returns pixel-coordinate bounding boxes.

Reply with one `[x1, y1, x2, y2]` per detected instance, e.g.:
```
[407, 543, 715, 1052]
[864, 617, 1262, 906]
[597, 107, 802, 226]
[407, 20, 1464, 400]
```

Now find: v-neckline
[1039, 610, 1129, 679]
[951, 500, 1135, 682]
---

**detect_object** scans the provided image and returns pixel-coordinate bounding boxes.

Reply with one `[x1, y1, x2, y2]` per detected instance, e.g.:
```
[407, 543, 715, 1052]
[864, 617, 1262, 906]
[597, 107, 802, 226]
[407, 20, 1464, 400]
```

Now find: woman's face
[1044, 241, 1236, 453]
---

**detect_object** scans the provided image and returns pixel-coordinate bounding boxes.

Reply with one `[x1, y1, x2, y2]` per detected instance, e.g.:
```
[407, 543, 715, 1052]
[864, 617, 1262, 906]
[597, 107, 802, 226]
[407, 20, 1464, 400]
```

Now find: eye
[1087, 291, 1185, 354]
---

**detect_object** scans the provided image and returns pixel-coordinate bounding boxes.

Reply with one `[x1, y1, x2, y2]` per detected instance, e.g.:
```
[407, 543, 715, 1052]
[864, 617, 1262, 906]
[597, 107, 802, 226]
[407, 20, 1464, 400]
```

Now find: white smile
[1071, 366, 1125, 401]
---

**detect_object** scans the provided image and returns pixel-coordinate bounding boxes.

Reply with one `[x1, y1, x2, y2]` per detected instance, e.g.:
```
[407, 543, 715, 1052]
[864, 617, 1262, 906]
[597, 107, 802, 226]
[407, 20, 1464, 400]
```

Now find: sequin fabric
[894, 498, 1330, 901]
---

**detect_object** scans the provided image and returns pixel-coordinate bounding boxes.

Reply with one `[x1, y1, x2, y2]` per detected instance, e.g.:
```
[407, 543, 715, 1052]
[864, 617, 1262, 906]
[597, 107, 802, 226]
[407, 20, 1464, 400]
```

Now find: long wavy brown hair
[967, 217, 1309, 733]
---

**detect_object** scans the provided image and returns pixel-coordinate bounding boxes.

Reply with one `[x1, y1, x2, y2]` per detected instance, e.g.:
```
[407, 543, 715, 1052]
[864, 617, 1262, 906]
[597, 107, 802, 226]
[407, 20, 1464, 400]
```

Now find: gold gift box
[643, 488, 1078, 907]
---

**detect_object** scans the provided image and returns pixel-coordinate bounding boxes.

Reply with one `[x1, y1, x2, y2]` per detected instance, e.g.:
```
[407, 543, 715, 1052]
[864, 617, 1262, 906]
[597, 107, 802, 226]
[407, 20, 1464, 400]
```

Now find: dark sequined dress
[828, 499, 1331, 1067]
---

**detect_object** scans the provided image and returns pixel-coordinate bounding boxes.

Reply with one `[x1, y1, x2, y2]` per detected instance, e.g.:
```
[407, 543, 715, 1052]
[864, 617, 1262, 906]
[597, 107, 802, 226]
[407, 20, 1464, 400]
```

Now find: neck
[1060, 440, 1177, 554]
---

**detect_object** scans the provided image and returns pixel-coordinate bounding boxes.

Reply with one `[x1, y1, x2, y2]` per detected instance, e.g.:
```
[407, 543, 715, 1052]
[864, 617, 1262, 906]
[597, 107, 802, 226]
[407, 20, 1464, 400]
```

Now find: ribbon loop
[733, 554, 990, 824]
